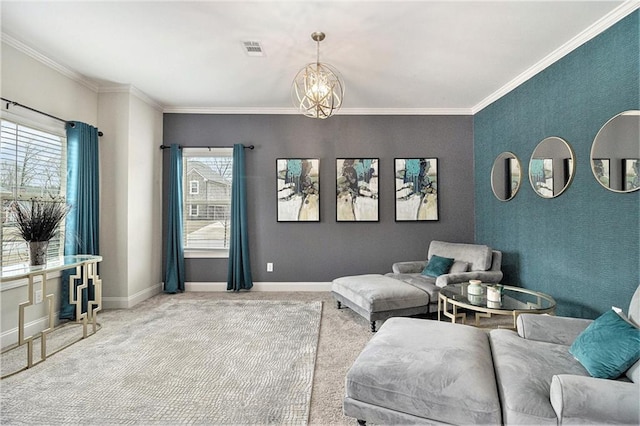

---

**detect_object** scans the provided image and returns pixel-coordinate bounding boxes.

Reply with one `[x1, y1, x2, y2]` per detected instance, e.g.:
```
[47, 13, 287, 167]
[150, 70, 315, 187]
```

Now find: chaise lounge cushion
[383, 272, 440, 302]
[345, 318, 502, 425]
[332, 274, 429, 313]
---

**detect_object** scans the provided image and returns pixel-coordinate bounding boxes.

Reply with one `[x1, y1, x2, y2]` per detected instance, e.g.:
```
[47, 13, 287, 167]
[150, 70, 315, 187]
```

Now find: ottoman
[344, 317, 502, 425]
[332, 274, 430, 332]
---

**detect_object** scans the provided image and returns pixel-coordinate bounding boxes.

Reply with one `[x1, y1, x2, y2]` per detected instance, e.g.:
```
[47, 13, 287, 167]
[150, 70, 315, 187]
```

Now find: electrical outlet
[267, 262, 274, 272]
[35, 289, 43, 304]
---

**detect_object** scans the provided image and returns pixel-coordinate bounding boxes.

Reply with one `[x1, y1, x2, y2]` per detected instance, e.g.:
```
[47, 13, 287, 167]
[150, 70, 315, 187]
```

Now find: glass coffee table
[438, 282, 556, 328]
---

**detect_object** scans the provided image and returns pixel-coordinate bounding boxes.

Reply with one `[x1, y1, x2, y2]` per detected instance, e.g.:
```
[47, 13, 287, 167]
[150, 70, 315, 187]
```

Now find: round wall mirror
[491, 152, 522, 201]
[590, 110, 640, 193]
[529, 136, 575, 198]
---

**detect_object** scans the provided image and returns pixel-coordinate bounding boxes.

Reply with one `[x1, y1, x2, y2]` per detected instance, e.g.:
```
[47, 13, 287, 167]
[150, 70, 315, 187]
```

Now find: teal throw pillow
[569, 309, 640, 379]
[422, 255, 455, 278]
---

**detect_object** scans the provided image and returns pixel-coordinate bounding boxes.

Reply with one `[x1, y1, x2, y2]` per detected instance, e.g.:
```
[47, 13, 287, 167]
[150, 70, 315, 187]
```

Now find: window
[182, 148, 233, 255]
[1, 119, 67, 269]
[189, 180, 199, 195]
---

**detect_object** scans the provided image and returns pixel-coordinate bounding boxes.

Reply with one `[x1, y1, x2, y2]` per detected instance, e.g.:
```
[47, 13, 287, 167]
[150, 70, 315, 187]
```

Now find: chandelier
[291, 32, 345, 119]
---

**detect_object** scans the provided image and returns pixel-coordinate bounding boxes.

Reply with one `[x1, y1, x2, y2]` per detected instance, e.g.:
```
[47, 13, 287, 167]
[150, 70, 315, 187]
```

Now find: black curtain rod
[1, 97, 104, 137]
[159, 144, 254, 150]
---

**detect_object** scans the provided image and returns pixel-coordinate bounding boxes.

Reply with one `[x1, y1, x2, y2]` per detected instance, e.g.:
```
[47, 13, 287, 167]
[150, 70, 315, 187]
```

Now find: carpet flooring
[1, 297, 322, 425]
[1, 291, 512, 425]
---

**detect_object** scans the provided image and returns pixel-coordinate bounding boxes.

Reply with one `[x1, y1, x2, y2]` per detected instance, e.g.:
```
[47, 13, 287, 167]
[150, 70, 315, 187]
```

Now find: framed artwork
[530, 158, 554, 197]
[336, 158, 379, 222]
[276, 158, 320, 222]
[394, 158, 438, 221]
[592, 158, 610, 188]
[623, 158, 639, 191]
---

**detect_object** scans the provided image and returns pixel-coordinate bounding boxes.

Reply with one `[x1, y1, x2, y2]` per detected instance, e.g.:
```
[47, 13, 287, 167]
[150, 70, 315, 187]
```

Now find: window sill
[184, 250, 229, 259]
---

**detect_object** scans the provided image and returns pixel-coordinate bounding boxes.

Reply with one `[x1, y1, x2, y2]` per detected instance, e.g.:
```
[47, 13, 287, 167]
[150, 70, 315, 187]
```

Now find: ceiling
[1, 1, 637, 114]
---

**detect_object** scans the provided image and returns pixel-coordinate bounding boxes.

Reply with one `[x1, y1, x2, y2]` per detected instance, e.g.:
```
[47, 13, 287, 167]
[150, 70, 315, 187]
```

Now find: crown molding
[98, 85, 164, 112]
[472, 0, 640, 114]
[335, 108, 472, 116]
[1, 32, 100, 93]
[163, 106, 472, 116]
[163, 107, 295, 115]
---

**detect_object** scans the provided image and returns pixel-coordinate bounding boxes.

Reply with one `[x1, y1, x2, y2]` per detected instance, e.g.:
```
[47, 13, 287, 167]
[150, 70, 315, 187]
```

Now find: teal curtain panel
[164, 144, 185, 293]
[227, 144, 253, 291]
[60, 122, 100, 320]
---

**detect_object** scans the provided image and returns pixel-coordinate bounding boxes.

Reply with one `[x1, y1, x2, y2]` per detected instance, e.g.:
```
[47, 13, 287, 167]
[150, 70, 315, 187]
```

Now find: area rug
[1, 298, 323, 425]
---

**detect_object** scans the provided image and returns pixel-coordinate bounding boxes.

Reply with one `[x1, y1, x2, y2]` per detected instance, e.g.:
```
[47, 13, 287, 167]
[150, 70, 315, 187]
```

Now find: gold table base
[1, 256, 102, 379]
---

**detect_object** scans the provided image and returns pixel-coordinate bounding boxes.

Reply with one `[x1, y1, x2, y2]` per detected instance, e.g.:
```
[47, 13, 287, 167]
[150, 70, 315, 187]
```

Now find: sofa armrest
[516, 314, 592, 345]
[435, 270, 504, 288]
[550, 374, 639, 425]
[391, 261, 426, 274]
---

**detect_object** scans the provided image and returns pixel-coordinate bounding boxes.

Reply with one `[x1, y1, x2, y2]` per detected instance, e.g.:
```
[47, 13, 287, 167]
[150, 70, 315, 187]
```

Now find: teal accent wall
[474, 11, 639, 318]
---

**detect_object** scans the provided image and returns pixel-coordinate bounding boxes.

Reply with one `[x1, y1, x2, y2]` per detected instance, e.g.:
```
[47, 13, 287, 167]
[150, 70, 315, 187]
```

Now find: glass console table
[1, 255, 102, 378]
[438, 282, 556, 328]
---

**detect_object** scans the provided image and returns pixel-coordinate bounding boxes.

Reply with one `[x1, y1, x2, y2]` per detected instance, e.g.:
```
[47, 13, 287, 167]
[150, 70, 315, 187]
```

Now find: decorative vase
[487, 286, 502, 302]
[468, 280, 483, 295]
[29, 241, 49, 266]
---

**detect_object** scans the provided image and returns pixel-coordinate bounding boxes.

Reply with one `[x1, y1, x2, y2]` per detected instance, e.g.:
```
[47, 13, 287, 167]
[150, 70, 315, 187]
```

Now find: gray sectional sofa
[332, 241, 503, 331]
[344, 285, 640, 425]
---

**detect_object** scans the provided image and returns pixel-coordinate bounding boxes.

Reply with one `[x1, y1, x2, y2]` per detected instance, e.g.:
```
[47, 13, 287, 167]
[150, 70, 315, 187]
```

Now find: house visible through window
[1, 119, 67, 269]
[182, 147, 233, 253]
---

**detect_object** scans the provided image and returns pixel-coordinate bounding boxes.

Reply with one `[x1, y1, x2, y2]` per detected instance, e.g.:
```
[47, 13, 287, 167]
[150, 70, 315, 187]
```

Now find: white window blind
[1, 119, 67, 268]
[182, 148, 233, 253]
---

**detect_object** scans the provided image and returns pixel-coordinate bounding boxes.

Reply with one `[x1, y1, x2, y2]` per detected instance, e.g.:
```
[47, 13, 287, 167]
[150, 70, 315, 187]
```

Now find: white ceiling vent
[242, 41, 265, 57]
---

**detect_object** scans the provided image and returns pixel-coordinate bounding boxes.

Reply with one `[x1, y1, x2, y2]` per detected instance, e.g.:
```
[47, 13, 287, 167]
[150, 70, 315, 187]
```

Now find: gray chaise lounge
[344, 285, 640, 425]
[332, 240, 503, 331]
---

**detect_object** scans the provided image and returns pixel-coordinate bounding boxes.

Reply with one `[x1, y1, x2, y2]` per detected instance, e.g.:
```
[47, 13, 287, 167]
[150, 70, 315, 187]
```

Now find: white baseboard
[102, 282, 163, 309]
[185, 282, 332, 292]
[1, 314, 60, 350]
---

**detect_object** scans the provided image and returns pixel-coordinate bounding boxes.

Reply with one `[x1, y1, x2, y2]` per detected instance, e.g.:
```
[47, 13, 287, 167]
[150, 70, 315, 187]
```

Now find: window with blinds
[1, 119, 67, 269]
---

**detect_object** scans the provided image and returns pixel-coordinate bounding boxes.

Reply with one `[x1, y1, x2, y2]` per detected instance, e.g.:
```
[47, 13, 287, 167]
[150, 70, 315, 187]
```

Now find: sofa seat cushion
[345, 318, 502, 425]
[384, 272, 439, 302]
[332, 274, 429, 313]
[489, 329, 589, 425]
[428, 240, 493, 271]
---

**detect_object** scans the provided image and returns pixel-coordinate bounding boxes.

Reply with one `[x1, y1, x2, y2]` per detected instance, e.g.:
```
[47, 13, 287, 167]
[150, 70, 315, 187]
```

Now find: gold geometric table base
[437, 283, 556, 329]
[1, 255, 103, 379]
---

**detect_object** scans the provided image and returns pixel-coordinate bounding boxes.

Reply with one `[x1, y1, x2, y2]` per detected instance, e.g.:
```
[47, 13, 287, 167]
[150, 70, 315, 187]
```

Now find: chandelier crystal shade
[291, 32, 345, 119]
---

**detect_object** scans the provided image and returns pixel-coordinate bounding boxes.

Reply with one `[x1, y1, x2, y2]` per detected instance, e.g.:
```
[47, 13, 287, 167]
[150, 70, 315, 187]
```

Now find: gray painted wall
[163, 114, 474, 283]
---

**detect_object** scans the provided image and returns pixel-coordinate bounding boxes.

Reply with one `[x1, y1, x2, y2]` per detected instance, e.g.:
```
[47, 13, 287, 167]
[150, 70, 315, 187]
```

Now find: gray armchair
[386, 241, 503, 313]
[391, 240, 503, 287]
